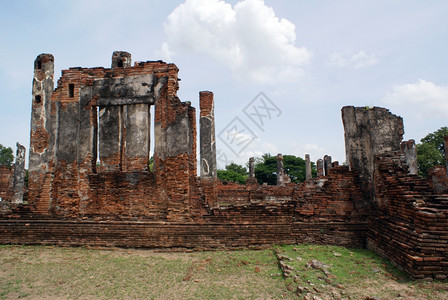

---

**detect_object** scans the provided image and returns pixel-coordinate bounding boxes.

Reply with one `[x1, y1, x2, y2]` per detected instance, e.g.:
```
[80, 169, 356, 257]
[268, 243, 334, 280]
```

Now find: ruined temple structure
[0, 53, 447, 280]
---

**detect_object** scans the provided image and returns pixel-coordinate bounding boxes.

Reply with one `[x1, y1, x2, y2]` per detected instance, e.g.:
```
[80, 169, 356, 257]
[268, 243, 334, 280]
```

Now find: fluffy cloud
[329, 51, 378, 69]
[161, 0, 311, 83]
[383, 79, 448, 119]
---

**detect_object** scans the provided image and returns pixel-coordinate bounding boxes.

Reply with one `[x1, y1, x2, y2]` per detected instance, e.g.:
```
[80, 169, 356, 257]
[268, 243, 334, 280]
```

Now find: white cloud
[329, 51, 378, 69]
[160, 0, 311, 83]
[382, 79, 448, 119]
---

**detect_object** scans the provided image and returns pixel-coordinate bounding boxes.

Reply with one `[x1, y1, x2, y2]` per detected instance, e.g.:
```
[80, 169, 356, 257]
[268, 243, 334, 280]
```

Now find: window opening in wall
[34, 95, 41, 103]
[69, 84, 75, 98]
[37, 61, 42, 69]
[117, 60, 124, 67]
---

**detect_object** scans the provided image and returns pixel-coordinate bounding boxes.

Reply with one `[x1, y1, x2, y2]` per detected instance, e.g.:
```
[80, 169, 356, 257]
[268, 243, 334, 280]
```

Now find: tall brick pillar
[276, 154, 285, 186]
[401, 140, 418, 175]
[12, 143, 26, 204]
[199, 91, 217, 179]
[317, 159, 324, 177]
[29, 53, 54, 204]
[444, 136, 448, 175]
[324, 155, 332, 176]
[305, 154, 312, 180]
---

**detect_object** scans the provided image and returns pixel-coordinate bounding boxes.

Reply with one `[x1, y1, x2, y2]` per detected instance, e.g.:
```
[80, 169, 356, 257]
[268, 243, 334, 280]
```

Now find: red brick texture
[368, 151, 448, 279]
[0, 166, 12, 203]
[1, 165, 369, 248]
[1, 55, 447, 280]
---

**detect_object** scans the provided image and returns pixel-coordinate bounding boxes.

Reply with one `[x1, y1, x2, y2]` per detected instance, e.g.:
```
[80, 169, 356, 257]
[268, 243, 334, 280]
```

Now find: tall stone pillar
[276, 153, 287, 186]
[12, 143, 26, 204]
[444, 136, 448, 175]
[401, 140, 418, 175]
[324, 155, 332, 176]
[29, 53, 54, 202]
[317, 159, 324, 177]
[342, 106, 404, 202]
[199, 91, 217, 179]
[249, 157, 255, 178]
[305, 154, 312, 180]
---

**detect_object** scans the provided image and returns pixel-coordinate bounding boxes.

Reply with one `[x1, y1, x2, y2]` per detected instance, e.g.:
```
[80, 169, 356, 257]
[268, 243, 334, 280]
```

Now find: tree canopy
[416, 126, 448, 178]
[254, 153, 316, 185]
[0, 144, 14, 167]
[217, 162, 248, 184]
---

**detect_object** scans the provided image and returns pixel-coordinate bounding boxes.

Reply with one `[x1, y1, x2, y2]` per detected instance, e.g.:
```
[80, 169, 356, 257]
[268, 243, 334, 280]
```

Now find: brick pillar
[444, 136, 448, 175]
[249, 157, 255, 178]
[305, 154, 312, 180]
[324, 155, 332, 176]
[29, 53, 54, 203]
[317, 159, 324, 177]
[401, 140, 418, 175]
[12, 143, 26, 204]
[199, 91, 217, 179]
[276, 154, 284, 186]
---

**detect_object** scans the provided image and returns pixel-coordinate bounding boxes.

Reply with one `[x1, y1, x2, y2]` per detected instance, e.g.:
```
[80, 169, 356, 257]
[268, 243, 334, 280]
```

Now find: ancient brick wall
[0, 166, 12, 202]
[0, 163, 368, 248]
[26, 53, 198, 221]
[367, 151, 448, 279]
[1, 55, 447, 280]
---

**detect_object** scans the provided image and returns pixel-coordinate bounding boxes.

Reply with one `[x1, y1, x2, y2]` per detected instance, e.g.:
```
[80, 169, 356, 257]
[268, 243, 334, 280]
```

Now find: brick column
[276, 154, 284, 186]
[249, 157, 255, 178]
[317, 159, 324, 177]
[324, 155, 332, 176]
[199, 91, 217, 179]
[12, 143, 26, 204]
[401, 140, 418, 175]
[444, 136, 448, 175]
[305, 154, 312, 180]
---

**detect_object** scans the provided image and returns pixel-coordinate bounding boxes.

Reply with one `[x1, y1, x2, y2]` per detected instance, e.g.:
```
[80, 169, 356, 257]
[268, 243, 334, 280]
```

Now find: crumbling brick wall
[0, 166, 12, 203]
[1, 56, 447, 281]
[368, 151, 448, 279]
[209, 165, 369, 247]
[27, 52, 197, 221]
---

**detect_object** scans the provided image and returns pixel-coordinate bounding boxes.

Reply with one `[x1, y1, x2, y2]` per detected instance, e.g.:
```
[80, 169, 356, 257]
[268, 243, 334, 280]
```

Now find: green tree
[149, 155, 154, 171]
[0, 144, 14, 167]
[254, 153, 316, 185]
[217, 162, 248, 184]
[224, 162, 247, 175]
[416, 126, 448, 178]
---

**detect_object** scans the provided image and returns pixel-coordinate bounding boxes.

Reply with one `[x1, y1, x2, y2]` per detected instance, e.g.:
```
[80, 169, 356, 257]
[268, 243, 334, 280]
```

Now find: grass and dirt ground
[0, 244, 447, 299]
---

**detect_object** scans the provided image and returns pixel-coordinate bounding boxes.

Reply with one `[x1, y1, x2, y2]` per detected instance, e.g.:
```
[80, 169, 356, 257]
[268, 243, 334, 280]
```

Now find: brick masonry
[0, 53, 447, 280]
[368, 151, 448, 279]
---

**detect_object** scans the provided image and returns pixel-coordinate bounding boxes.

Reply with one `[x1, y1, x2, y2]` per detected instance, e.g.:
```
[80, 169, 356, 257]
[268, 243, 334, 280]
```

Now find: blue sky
[1, 0, 447, 168]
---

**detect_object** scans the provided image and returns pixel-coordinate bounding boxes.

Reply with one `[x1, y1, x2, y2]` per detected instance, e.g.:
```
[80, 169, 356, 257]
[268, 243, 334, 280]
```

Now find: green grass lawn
[0, 244, 447, 299]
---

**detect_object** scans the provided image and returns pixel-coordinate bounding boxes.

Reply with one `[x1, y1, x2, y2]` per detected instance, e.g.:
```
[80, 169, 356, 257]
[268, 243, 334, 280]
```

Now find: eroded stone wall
[342, 106, 404, 203]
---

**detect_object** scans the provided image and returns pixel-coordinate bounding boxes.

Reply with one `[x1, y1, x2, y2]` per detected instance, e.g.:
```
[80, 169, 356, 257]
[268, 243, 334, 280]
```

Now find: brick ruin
[0, 53, 447, 280]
